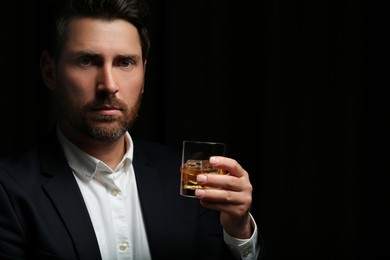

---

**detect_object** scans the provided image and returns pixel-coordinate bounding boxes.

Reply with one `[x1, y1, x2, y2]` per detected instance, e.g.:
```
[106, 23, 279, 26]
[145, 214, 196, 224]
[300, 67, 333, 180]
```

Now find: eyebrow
[69, 50, 142, 61]
[117, 54, 142, 63]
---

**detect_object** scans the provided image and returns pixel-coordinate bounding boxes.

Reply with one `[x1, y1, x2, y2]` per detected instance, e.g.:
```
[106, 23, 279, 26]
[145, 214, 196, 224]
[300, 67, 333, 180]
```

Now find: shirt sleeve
[223, 213, 261, 260]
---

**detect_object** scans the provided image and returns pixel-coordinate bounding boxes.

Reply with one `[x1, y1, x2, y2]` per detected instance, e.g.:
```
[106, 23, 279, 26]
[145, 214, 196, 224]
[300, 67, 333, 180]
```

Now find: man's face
[52, 17, 145, 142]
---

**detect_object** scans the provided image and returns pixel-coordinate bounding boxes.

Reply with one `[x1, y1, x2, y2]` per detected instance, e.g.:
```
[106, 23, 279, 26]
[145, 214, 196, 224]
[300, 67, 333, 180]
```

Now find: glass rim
[182, 140, 226, 146]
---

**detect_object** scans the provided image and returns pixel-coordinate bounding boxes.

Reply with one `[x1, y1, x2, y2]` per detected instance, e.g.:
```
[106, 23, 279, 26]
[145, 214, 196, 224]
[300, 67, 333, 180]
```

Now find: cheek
[58, 69, 95, 101]
[119, 74, 144, 102]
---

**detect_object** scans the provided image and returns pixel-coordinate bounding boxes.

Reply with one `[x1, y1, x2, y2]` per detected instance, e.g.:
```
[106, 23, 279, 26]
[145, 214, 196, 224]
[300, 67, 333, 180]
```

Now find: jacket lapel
[39, 132, 101, 260]
[132, 149, 168, 257]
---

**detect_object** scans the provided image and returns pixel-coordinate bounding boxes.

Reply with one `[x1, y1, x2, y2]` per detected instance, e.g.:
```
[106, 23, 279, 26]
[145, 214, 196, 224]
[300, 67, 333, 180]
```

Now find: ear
[143, 59, 147, 73]
[40, 51, 57, 90]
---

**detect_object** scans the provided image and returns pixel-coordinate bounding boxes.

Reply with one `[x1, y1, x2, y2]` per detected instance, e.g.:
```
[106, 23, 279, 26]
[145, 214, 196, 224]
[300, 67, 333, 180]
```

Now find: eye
[119, 58, 135, 67]
[78, 55, 93, 66]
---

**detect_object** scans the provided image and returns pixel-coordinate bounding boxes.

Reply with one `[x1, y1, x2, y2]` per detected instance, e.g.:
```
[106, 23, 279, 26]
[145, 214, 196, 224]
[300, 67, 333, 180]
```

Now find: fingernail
[209, 156, 218, 165]
[195, 189, 205, 197]
[197, 175, 207, 183]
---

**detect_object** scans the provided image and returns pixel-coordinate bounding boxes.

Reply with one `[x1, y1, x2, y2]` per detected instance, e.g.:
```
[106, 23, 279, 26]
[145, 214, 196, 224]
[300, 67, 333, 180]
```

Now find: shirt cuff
[223, 213, 260, 260]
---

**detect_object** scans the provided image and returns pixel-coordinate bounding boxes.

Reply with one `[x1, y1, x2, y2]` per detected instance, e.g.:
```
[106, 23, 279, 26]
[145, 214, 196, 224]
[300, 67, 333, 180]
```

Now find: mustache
[86, 96, 127, 111]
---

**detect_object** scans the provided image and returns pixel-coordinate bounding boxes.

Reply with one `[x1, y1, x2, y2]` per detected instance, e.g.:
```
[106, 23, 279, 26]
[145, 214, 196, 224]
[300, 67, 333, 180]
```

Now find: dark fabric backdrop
[2, 1, 374, 259]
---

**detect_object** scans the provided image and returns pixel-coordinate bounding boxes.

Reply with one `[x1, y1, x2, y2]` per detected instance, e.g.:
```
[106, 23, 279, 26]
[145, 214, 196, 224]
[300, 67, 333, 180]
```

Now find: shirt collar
[56, 126, 134, 182]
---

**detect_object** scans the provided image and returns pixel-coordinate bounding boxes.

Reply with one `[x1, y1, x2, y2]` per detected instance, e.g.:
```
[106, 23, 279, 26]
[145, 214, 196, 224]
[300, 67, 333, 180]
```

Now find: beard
[60, 92, 142, 142]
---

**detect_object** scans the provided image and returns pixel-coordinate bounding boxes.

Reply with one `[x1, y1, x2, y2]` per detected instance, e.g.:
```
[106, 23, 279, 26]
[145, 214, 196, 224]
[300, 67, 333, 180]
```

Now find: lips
[93, 104, 120, 110]
[92, 104, 122, 116]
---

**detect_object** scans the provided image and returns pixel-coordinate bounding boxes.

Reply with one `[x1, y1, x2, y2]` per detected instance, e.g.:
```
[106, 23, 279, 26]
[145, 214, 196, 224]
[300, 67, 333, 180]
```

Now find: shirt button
[111, 189, 119, 196]
[119, 241, 128, 251]
[242, 248, 251, 257]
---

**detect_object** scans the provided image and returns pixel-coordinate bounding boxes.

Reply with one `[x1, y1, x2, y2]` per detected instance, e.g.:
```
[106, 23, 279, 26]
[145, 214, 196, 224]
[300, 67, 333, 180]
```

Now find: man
[0, 0, 263, 259]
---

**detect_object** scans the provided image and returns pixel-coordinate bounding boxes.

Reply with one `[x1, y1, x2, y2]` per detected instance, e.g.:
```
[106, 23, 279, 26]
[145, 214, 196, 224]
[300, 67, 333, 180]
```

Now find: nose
[96, 65, 118, 94]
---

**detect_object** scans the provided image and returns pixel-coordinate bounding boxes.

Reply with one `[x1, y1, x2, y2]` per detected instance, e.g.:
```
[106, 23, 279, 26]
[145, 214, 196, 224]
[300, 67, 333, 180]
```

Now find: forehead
[63, 17, 142, 55]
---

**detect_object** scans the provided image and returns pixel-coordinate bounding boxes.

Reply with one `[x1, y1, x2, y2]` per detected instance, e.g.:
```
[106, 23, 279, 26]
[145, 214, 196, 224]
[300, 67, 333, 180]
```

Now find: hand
[195, 156, 253, 239]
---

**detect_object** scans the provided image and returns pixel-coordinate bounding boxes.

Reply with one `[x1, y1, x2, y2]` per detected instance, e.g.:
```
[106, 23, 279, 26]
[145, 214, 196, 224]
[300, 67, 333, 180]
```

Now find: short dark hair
[42, 0, 152, 61]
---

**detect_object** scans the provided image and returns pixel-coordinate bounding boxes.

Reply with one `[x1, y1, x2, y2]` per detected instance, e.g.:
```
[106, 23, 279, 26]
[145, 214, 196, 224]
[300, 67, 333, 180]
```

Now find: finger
[209, 156, 247, 178]
[195, 189, 252, 218]
[195, 187, 252, 206]
[196, 173, 244, 192]
[195, 189, 242, 204]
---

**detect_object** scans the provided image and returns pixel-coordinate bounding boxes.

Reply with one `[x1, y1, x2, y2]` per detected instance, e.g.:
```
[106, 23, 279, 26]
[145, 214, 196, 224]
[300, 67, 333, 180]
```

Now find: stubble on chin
[62, 94, 142, 142]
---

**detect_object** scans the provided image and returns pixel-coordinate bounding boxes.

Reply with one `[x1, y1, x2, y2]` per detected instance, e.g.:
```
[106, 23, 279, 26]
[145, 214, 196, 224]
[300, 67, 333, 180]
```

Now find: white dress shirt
[57, 127, 260, 260]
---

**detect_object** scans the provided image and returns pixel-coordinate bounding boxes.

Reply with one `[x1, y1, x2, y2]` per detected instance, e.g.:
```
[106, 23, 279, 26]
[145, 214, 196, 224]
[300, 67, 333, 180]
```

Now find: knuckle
[225, 190, 234, 202]
[246, 182, 253, 193]
[234, 204, 248, 217]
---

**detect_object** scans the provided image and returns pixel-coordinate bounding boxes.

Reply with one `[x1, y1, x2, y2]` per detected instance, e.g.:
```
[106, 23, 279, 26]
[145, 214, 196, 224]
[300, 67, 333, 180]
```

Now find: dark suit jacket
[0, 131, 241, 260]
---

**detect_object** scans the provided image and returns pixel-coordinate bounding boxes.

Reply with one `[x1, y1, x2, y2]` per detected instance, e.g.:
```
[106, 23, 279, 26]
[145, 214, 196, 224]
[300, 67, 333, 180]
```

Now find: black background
[2, 1, 376, 259]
